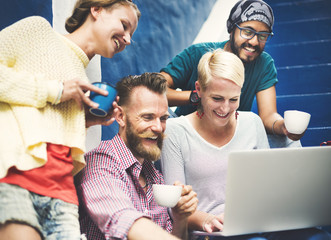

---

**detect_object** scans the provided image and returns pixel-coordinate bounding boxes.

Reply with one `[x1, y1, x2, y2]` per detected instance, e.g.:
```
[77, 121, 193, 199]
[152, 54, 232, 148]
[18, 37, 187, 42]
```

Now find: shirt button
[144, 209, 148, 214]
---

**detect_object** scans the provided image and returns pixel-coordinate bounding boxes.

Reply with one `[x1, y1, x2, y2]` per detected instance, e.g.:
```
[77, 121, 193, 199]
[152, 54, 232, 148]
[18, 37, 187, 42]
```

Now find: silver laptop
[193, 146, 331, 237]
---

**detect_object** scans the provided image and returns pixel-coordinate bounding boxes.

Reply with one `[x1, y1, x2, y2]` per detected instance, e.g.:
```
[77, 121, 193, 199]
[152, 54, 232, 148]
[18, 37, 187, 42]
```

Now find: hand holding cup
[89, 82, 117, 117]
[152, 184, 182, 208]
[153, 181, 198, 225]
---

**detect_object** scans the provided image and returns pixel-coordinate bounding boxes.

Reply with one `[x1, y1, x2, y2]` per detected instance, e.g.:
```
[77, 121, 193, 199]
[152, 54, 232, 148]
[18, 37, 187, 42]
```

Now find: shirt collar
[113, 134, 163, 185]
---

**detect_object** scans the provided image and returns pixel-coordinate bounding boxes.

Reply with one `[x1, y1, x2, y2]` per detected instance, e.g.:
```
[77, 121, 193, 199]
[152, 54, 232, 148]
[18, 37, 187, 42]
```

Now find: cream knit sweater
[0, 16, 90, 178]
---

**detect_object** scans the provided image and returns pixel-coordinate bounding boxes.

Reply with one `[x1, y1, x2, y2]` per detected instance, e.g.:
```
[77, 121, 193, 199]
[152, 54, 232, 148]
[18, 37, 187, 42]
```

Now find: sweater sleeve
[0, 16, 61, 108]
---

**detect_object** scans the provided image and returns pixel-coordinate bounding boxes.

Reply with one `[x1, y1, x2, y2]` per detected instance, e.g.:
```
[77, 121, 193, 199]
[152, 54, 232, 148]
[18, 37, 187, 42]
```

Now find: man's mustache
[138, 131, 164, 140]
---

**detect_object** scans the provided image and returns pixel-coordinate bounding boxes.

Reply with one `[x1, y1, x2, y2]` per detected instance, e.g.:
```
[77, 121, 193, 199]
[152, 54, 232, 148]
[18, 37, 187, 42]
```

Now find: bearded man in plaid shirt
[76, 73, 198, 240]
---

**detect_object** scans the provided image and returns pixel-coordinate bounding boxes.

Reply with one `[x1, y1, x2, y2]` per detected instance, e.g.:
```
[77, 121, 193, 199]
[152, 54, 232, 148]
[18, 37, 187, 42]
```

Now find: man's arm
[160, 72, 191, 107]
[128, 218, 179, 240]
[256, 86, 304, 141]
[256, 86, 284, 134]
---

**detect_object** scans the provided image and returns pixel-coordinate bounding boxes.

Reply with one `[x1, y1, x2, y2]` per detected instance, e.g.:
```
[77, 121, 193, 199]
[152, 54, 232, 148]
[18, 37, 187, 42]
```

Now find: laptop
[193, 146, 331, 237]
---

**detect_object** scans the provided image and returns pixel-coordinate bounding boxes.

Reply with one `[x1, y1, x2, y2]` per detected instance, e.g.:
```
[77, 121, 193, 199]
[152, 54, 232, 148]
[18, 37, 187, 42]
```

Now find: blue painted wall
[0, 0, 52, 29]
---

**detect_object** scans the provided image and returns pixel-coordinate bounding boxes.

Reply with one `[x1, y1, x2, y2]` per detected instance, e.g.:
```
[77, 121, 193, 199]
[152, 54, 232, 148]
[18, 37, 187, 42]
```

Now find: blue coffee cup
[89, 82, 117, 117]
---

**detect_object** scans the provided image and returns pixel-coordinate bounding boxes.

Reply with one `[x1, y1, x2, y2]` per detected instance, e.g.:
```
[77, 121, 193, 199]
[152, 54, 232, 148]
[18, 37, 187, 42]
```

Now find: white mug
[152, 184, 182, 208]
[284, 110, 311, 134]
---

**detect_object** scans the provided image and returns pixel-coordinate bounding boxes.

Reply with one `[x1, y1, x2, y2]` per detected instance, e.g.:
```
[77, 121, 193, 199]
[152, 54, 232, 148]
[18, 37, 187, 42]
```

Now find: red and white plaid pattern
[77, 134, 172, 240]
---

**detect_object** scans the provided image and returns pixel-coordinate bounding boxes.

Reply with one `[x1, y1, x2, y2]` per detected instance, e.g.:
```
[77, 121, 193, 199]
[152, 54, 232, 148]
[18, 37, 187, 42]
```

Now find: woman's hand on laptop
[202, 213, 224, 233]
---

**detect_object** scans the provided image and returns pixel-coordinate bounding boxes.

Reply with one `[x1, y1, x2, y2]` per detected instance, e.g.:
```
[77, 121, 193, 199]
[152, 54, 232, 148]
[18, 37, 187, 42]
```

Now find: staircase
[252, 0, 331, 146]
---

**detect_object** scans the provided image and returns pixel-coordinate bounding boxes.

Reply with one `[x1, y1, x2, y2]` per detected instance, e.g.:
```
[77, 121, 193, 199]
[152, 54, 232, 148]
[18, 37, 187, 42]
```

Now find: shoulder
[257, 51, 275, 65]
[24, 16, 51, 26]
[85, 140, 115, 161]
[85, 136, 129, 163]
[237, 111, 263, 124]
[164, 116, 194, 143]
[8, 16, 51, 31]
[186, 41, 225, 55]
[237, 111, 266, 136]
[83, 138, 128, 176]
[166, 116, 188, 131]
[245, 51, 277, 80]
[1, 16, 54, 42]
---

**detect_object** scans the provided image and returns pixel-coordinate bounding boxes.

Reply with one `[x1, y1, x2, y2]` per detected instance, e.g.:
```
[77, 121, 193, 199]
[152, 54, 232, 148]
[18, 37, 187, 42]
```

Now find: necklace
[196, 111, 204, 119]
[141, 183, 148, 189]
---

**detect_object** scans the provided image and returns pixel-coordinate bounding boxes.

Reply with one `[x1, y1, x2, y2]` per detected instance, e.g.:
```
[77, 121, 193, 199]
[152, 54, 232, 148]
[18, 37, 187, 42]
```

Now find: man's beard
[126, 119, 164, 162]
[229, 35, 263, 64]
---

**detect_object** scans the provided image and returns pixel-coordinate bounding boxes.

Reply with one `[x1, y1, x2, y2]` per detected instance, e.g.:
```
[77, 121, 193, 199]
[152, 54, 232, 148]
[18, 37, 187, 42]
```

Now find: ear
[195, 81, 202, 97]
[115, 106, 126, 128]
[90, 6, 102, 20]
[230, 30, 235, 41]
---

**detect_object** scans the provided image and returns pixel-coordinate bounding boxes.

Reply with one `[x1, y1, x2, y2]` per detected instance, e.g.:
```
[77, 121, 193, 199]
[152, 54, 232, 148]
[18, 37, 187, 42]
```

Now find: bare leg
[0, 222, 42, 240]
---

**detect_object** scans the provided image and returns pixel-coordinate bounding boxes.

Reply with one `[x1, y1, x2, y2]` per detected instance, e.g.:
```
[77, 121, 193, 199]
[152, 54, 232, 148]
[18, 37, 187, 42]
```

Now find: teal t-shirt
[161, 41, 278, 116]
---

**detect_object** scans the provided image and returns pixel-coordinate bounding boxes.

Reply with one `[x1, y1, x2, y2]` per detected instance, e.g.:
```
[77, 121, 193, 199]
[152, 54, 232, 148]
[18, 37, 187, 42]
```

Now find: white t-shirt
[161, 111, 269, 215]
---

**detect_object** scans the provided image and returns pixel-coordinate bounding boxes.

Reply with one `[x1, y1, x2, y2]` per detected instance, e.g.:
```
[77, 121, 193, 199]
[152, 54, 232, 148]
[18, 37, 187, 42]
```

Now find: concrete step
[276, 94, 331, 128]
[301, 127, 331, 146]
[265, 40, 331, 67]
[270, 18, 331, 45]
[276, 64, 331, 95]
[267, 0, 331, 22]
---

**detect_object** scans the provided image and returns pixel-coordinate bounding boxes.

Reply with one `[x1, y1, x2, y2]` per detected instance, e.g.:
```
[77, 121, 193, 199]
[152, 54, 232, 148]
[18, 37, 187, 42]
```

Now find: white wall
[52, 0, 102, 152]
[193, 0, 237, 43]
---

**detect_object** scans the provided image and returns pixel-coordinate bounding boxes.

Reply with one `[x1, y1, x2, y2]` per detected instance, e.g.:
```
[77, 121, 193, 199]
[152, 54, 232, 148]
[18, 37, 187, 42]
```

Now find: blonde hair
[197, 49, 244, 90]
[65, 0, 141, 33]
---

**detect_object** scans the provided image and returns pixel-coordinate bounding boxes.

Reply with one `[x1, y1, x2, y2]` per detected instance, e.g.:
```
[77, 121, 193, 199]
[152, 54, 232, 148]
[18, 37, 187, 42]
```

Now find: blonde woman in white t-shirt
[161, 49, 330, 240]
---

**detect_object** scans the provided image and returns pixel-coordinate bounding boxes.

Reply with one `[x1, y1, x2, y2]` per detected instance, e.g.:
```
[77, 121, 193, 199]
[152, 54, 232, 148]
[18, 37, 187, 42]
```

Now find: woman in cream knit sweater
[0, 0, 140, 239]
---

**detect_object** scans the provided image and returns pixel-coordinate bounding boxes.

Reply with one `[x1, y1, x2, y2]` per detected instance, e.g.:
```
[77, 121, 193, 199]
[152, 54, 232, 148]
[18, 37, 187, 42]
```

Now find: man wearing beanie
[160, 0, 303, 148]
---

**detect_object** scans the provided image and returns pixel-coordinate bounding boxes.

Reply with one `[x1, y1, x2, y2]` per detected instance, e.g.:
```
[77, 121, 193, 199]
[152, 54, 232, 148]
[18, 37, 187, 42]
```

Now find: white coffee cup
[284, 110, 311, 134]
[152, 184, 182, 208]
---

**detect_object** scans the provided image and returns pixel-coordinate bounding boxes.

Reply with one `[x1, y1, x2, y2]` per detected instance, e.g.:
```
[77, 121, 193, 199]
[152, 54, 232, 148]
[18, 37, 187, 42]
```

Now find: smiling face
[197, 77, 241, 128]
[121, 86, 169, 162]
[229, 20, 270, 64]
[92, 4, 138, 58]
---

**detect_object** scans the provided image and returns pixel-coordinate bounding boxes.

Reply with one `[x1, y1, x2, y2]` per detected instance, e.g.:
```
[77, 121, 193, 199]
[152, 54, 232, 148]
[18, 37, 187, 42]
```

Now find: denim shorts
[0, 183, 81, 240]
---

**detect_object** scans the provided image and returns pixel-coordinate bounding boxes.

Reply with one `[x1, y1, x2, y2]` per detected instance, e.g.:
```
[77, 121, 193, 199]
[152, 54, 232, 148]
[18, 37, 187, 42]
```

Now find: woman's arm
[188, 210, 224, 233]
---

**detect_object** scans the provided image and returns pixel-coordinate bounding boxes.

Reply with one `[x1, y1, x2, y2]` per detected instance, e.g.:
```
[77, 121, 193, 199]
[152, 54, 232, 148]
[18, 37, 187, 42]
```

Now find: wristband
[272, 119, 279, 135]
[189, 90, 200, 106]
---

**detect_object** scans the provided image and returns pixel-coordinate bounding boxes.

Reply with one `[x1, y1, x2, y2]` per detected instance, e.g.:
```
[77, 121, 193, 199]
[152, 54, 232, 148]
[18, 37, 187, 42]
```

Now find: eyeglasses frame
[235, 23, 274, 43]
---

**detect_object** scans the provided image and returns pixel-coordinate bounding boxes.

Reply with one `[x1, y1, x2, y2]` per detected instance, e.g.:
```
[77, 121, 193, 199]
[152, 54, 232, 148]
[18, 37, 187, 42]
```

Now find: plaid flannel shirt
[77, 134, 172, 240]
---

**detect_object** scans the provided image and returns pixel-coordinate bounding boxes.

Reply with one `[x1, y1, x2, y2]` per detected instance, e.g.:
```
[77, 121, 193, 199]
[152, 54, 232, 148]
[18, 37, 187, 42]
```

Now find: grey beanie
[227, 0, 274, 33]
